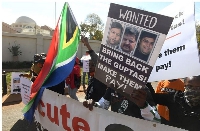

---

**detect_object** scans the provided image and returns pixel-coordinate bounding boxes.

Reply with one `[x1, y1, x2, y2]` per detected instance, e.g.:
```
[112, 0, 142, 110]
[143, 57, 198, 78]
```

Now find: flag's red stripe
[30, 25, 59, 99]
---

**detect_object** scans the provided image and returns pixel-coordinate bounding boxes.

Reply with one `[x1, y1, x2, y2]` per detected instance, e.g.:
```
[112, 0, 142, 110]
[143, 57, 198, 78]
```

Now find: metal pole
[2, 71, 7, 95]
[55, 2, 56, 28]
[35, 23, 36, 34]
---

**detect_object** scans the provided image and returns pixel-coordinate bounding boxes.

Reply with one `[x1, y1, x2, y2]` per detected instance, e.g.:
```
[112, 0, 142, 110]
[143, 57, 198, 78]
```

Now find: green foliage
[8, 41, 22, 56]
[6, 72, 11, 87]
[92, 30, 103, 40]
[2, 61, 33, 69]
[80, 13, 104, 41]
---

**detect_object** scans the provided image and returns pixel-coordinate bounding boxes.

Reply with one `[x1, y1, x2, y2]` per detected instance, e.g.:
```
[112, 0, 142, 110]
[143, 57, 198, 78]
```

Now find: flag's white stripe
[55, 50, 78, 69]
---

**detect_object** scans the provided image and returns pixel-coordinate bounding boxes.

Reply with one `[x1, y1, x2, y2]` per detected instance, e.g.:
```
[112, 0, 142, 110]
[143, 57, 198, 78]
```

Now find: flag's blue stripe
[24, 57, 76, 122]
[43, 57, 75, 87]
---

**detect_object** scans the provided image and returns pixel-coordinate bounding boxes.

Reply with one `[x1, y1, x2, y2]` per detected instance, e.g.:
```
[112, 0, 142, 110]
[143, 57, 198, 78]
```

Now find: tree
[80, 13, 104, 41]
[8, 41, 22, 56]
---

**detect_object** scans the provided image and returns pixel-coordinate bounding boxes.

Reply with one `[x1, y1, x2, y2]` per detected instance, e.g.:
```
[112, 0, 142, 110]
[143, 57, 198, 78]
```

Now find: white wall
[2, 32, 101, 62]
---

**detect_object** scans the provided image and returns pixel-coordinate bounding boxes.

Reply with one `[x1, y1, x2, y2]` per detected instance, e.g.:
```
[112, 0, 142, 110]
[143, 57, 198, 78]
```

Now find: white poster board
[34, 89, 186, 131]
[81, 55, 91, 73]
[83, 60, 89, 72]
[20, 77, 32, 105]
[11, 72, 22, 94]
[148, 2, 200, 82]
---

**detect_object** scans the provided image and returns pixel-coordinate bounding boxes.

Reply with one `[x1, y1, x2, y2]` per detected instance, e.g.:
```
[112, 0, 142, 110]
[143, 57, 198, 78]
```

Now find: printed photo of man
[133, 30, 157, 62]
[107, 21, 124, 48]
[120, 26, 139, 54]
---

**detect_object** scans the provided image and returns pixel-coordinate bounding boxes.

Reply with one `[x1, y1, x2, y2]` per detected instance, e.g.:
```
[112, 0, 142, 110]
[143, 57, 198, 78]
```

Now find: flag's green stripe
[56, 50, 78, 68]
[22, 59, 56, 113]
[56, 28, 80, 64]
[22, 95, 36, 113]
[56, 2, 80, 64]
[22, 2, 81, 114]
[21, 3, 67, 114]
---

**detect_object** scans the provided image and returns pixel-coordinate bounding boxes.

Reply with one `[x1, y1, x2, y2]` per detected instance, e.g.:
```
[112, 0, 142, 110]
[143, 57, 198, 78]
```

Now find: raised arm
[81, 36, 98, 65]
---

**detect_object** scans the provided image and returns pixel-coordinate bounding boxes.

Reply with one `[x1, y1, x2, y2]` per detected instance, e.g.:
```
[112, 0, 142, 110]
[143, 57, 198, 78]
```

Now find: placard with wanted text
[94, 3, 173, 94]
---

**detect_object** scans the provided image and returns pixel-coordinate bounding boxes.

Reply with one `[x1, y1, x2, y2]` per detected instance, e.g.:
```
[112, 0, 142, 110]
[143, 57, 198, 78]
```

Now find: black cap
[34, 53, 46, 63]
[40, 53, 47, 58]
[34, 54, 41, 63]
[40, 53, 46, 61]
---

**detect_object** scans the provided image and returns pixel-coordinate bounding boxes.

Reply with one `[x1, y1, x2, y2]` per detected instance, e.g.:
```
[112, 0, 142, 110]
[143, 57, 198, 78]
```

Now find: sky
[1, 1, 200, 29]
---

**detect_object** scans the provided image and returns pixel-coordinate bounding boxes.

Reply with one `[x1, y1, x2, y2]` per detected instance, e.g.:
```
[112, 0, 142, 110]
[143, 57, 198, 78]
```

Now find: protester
[133, 31, 157, 62]
[155, 79, 184, 124]
[83, 85, 161, 123]
[21, 53, 65, 95]
[153, 75, 200, 131]
[82, 50, 90, 93]
[20, 53, 65, 131]
[19, 53, 46, 82]
[81, 36, 108, 102]
[107, 21, 123, 48]
[81, 36, 160, 123]
[66, 57, 81, 101]
[119, 27, 139, 54]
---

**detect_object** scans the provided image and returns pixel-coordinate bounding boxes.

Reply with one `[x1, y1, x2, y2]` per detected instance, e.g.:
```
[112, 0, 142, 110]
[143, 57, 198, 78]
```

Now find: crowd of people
[20, 35, 200, 131]
[81, 36, 200, 131]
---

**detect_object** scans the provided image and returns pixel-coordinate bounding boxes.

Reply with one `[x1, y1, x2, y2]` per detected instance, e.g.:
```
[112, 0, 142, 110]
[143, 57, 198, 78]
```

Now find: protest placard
[20, 77, 32, 105]
[11, 72, 22, 94]
[34, 89, 186, 131]
[81, 55, 91, 72]
[83, 60, 89, 72]
[148, 2, 200, 82]
[94, 3, 173, 94]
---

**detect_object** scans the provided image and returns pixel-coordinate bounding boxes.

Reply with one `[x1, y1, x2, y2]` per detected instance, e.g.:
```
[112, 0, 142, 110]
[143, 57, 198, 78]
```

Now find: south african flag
[22, 2, 80, 122]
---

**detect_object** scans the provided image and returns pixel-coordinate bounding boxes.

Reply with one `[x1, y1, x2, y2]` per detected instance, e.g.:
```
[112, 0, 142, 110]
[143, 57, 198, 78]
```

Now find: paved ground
[2, 83, 158, 131]
[2, 89, 86, 131]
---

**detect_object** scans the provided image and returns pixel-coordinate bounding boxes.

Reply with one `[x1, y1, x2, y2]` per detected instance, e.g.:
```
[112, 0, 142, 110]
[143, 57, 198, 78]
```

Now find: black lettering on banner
[164, 45, 185, 56]
[156, 61, 171, 72]
[157, 45, 186, 72]
[170, 12, 184, 31]
[170, 19, 185, 30]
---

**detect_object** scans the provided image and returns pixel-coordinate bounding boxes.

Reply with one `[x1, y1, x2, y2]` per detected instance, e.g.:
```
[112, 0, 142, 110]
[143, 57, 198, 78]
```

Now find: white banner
[20, 77, 32, 105]
[148, 2, 200, 82]
[11, 72, 22, 94]
[34, 89, 186, 131]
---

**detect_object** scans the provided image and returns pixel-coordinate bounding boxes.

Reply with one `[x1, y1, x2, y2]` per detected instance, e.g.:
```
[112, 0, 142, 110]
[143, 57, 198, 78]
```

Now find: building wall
[2, 23, 18, 33]
[2, 32, 102, 62]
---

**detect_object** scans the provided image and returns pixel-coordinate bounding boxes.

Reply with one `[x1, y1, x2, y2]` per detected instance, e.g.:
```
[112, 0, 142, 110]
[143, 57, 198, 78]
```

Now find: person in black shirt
[83, 84, 161, 123]
[153, 75, 200, 131]
[81, 36, 107, 102]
